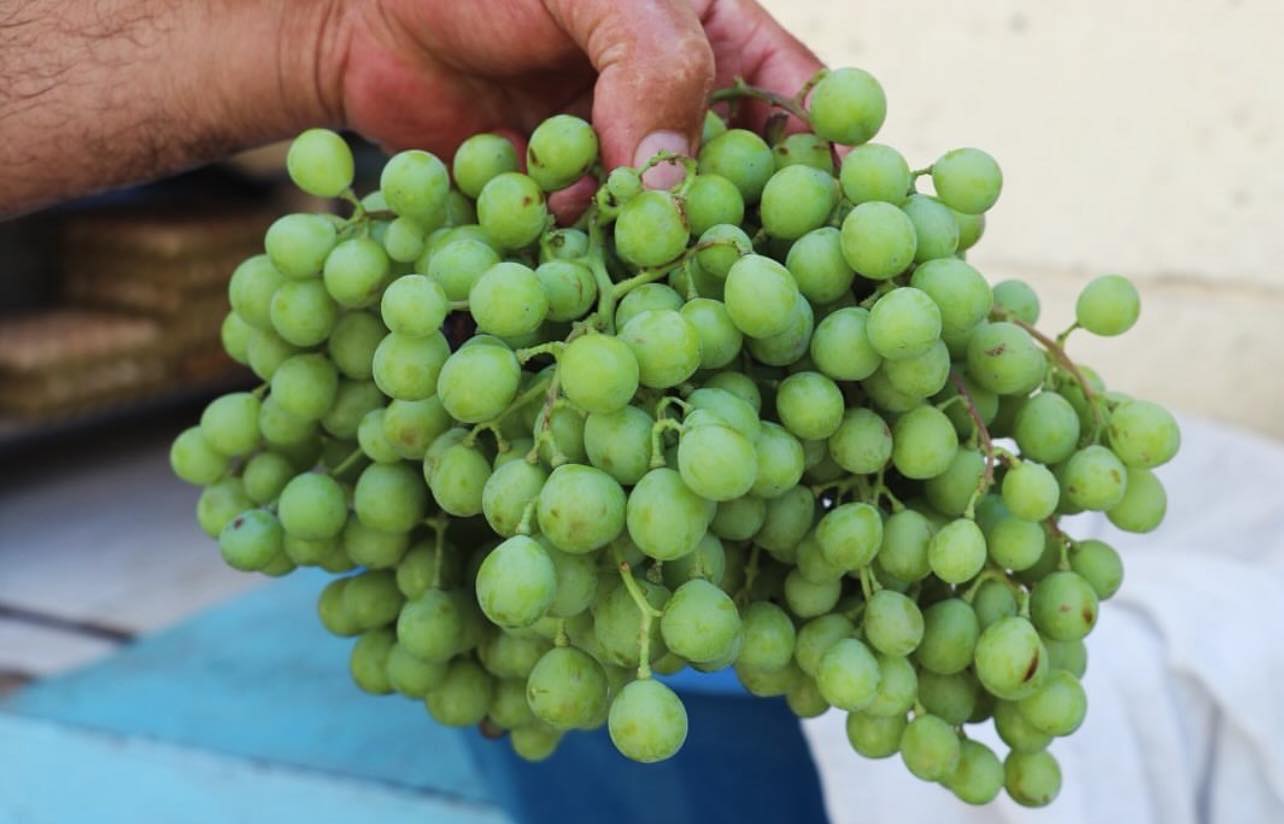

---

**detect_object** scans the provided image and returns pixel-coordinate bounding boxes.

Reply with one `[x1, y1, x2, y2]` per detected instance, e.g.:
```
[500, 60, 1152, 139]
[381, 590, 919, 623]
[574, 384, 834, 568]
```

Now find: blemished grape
[176, 69, 1175, 796]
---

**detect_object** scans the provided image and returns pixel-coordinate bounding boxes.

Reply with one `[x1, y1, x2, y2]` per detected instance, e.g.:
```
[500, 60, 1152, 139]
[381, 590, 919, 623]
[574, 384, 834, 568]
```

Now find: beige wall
[762, 0, 1284, 438]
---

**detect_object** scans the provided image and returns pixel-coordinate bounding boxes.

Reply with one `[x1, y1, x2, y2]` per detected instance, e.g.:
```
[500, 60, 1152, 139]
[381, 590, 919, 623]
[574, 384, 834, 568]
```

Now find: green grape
[703, 371, 761, 412]
[807, 67, 886, 145]
[1045, 638, 1088, 678]
[286, 532, 341, 568]
[269, 279, 338, 347]
[909, 258, 993, 339]
[796, 532, 844, 581]
[257, 396, 317, 447]
[615, 191, 689, 267]
[526, 114, 598, 191]
[382, 217, 427, 264]
[863, 590, 924, 656]
[695, 224, 752, 280]
[923, 449, 985, 515]
[677, 421, 757, 502]
[1107, 400, 1180, 468]
[786, 676, 830, 718]
[287, 128, 354, 197]
[217, 509, 283, 571]
[386, 644, 448, 697]
[381, 149, 450, 224]
[736, 601, 796, 671]
[426, 441, 491, 517]
[619, 309, 701, 389]
[382, 396, 451, 460]
[1075, 274, 1140, 336]
[481, 459, 547, 537]
[1002, 461, 1060, 521]
[760, 164, 837, 240]
[701, 110, 728, 144]
[736, 660, 802, 697]
[560, 333, 640, 414]
[602, 166, 642, 208]
[328, 311, 386, 381]
[478, 630, 549, 679]
[354, 461, 428, 532]
[753, 486, 814, 553]
[746, 291, 814, 366]
[535, 260, 597, 322]
[815, 502, 882, 570]
[773, 132, 834, 173]
[697, 129, 774, 203]
[946, 740, 1004, 805]
[840, 202, 917, 280]
[350, 628, 396, 694]
[877, 509, 932, 582]
[537, 464, 627, 554]
[917, 598, 980, 675]
[687, 386, 760, 440]
[594, 577, 669, 667]
[928, 518, 986, 584]
[994, 698, 1052, 753]
[815, 637, 880, 711]
[277, 473, 346, 540]
[722, 255, 801, 340]
[321, 380, 383, 440]
[453, 133, 519, 198]
[426, 659, 494, 727]
[918, 669, 979, 726]
[397, 588, 464, 661]
[866, 287, 941, 360]
[750, 422, 806, 499]
[965, 322, 1045, 396]
[264, 213, 337, 279]
[608, 679, 688, 763]
[470, 261, 549, 337]
[891, 405, 958, 480]
[477, 172, 547, 250]
[487, 678, 536, 729]
[953, 208, 986, 252]
[220, 312, 253, 364]
[660, 579, 742, 664]
[1030, 570, 1099, 642]
[510, 724, 563, 762]
[427, 239, 501, 301]
[846, 711, 906, 759]
[986, 516, 1045, 571]
[1061, 445, 1128, 510]
[782, 568, 841, 617]
[786, 227, 855, 304]
[342, 517, 409, 569]
[859, 654, 915, 717]
[323, 237, 390, 308]
[436, 343, 520, 423]
[663, 532, 726, 588]
[196, 479, 253, 538]
[839, 143, 910, 204]
[626, 468, 710, 561]
[810, 307, 882, 381]
[992, 279, 1040, 324]
[1004, 750, 1062, 808]
[270, 353, 338, 421]
[199, 392, 261, 457]
[1069, 539, 1123, 599]
[380, 275, 447, 337]
[246, 327, 299, 381]
[371, 331, 449, 401]
[792, 613, 853, 677]
[584, 406, 654, 485]
[535, 402, 588, 466]
[475, 535, 557, 628]
[526, 646, 608, 732]
[684, 174, 745, 237]
[931, 148, 1003, 214]
[171, 426, 229, 485]
[1017, 669, 1087, 736]
[1013, 393, 1081, 464]
[680, 299, 742, 369]
[974, 616, 1048, 700]
[776, 371, 844, 440]
[881, 340, 950, 399]
[229, 255, 286, 329]
[902, 194, 959, 262]
[899, 712, 960, 780]
[543, 543, 599, 618]
[317, 579, 359, 636]
[615, 283, 683, 329]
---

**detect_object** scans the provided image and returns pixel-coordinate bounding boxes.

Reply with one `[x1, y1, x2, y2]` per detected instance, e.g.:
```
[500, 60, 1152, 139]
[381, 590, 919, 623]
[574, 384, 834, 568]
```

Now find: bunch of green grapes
[171, 66, 1179, 807]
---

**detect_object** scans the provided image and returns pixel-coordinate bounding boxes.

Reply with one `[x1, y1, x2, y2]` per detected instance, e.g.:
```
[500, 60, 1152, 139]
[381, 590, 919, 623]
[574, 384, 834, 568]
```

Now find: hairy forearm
[0, 0, 340, 217]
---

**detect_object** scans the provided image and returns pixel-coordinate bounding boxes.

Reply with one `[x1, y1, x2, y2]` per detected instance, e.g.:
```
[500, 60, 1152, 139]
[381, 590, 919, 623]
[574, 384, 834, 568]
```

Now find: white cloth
[801, 414, 1284, 823]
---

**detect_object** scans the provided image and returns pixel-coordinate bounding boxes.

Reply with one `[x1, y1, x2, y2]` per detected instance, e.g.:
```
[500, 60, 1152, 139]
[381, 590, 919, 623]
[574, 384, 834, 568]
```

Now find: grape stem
[328, 447, 364, 478]
[708, 77, 812, 128]
[873, 467, 906, 513]
[949, 371, 995, 518]
[733, 544, 762, 607]
[614, 551, 662, 680]
[422, 514, 450, 589]
[649, 418, 685, 468]
[448, 300, 469, 312]
[251, 383, 269, 400]
[858, 565, 881, 600]
[990, 308, 1105, 440]
[465, 374, 552, 447]
[1045, 518, 1076, 571]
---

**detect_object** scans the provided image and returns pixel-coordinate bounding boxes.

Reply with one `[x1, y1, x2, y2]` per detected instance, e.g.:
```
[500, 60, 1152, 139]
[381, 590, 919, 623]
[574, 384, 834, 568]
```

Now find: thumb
[544, 0, 715, 184]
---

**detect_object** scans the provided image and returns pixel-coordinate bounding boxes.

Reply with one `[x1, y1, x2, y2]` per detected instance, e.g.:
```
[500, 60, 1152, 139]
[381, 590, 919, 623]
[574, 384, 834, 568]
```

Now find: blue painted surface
[0, 713, 505, 824]
[5, 570, 828, 824]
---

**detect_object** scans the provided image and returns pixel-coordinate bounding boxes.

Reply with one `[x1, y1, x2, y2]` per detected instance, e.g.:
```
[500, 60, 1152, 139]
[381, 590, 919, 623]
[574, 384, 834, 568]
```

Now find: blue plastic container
[462, 667, 829, 824]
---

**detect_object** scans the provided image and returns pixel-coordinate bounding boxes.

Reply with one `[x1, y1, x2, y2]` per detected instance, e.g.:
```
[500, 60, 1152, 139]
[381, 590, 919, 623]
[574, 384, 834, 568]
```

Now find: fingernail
[634, 131, 691, 190]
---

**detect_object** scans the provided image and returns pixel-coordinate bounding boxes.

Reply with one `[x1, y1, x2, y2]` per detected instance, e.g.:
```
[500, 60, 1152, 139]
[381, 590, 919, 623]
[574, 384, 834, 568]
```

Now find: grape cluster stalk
[172, 67, 1180, 807]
